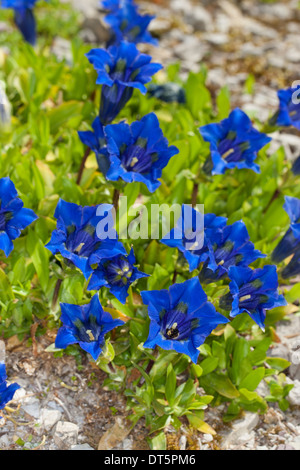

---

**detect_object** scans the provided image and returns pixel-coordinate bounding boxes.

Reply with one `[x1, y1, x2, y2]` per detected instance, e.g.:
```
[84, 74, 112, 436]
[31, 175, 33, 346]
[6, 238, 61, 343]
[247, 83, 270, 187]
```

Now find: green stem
[52, 278, 63, 310]
[76, 147, 91, 185]
[113, 188, 120, 213]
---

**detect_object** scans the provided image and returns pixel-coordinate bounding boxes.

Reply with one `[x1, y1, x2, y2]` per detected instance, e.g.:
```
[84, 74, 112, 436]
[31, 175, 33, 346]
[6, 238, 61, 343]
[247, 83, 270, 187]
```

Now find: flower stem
[52, 278, 63, 310]
[191, 181, 199, 208]
[113, 188, 120, 213]
[76, 147, 91, 185]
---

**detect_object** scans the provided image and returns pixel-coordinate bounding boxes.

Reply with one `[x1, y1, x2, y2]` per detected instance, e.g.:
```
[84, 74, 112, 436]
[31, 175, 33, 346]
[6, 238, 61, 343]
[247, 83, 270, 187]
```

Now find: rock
[71, 443, 95, 450]
[179, 435, 187, 450]
[0, 340, 5, 363]
[170, 0, 192, 15]
[54, 421, 79, 449]
[22, 397, 41, 419]
[81, 18, 110, 44]
[174, 36, 208, 62]
[222, 412, 259, 449]
[264, 408, 282, 425]
[185, 6, 213, 32]
[287, 380, 300, 406]
[203, 33, 229, 46]
[98, 417, 131, 450]
[51, 38, 73, 64]
[122, 437, 133, 450]
[202, 433, 213, 442]
[288, 436, 300, 451]
[149, 17, 173, 36]
[276, 444, 296, 450]
[39, 408, 62, 432]
[0, 434, 10, 448]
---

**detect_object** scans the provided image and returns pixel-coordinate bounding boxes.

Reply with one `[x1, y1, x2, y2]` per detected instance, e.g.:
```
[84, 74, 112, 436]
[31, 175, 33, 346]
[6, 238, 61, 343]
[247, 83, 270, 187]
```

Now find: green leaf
[0, 268, 15, 303]
[200, 373, 240, 399]
[47, 101, 83, 134]
[26, 229, 50, 292]
[165, 364, 177, 406]
[239, 367, 265, 391]
[266, 357, 291, 372]
[149, 431, 167, 450]
[200, 356, 219, 376]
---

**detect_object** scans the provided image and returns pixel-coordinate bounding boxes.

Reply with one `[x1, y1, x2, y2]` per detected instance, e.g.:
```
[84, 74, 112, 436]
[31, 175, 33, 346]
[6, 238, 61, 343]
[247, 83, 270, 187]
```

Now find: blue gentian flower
[274, 86, 300, 131]
[161, 204, 227, 272]
[161, 206, 264, 279]
[221, 265, 287, 330]
[0, 177, 37, 257]
[199, 220, 266, 283]
[78, 117, 110, 176]
[281, 247, 300, 279]
[101, 0, 134, 13]
[1, 0, 37, 45]
[141, 277, 229, 364]
[104, 1, 157, 46]
[292, 155, 300, 176]
[45, 199, 126, 280]
[86, 41, 163, 124]
[55, 294, 124, 361]
[88, 247, 148, 303]
[103, 112, 179, 192]
[272, 196, 300, 264]
[0, 363, 20, 415]
[199, 108, 272, 175]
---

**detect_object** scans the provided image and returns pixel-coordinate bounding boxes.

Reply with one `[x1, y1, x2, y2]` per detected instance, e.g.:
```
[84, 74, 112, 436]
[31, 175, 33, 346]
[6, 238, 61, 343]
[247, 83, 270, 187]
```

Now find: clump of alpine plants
[199, 108, 272, 175]
[0, 177, 37, 257]
[1, 0, 38, 45]
[86, 41, 163, 125]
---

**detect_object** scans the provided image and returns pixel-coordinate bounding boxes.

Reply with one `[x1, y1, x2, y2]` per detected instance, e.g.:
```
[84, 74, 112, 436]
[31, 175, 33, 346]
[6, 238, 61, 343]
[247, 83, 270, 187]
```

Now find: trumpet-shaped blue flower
[220, 265, 287, 330]
[78, 117, 110, 176]
[0, 177, 37, 257]
[292, 155, 300, 176]
[103, 112, 178, 192]
[199, 108, 271, 175]
[274, 86, 300, 131]
[88, 247, 148, 303]
[104, 1, 157, 46]
[0, 363, 20, 415]
[55, 294, 124, 361]
[1, 0, 37, 45]
[101, 0, 129, 11]
[86, 41, 163, 124]
[199, 220, 266, 283]
[161, 206, 264, 279]
[161, 204, 227, 271]
[281, 247, 300, 279]
[45, 199, 126, 279]
[141, 277, 229, 364]
[272, 196, 300, 264]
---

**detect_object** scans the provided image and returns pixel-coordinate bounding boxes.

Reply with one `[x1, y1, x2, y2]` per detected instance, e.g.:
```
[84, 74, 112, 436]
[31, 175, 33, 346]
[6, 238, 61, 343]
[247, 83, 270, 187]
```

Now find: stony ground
[1, 0, 300, 451]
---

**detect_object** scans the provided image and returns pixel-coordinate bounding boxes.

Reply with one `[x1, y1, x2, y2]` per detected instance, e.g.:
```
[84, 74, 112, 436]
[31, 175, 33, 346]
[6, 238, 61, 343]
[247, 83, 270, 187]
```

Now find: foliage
[0, 0, 299, 447]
